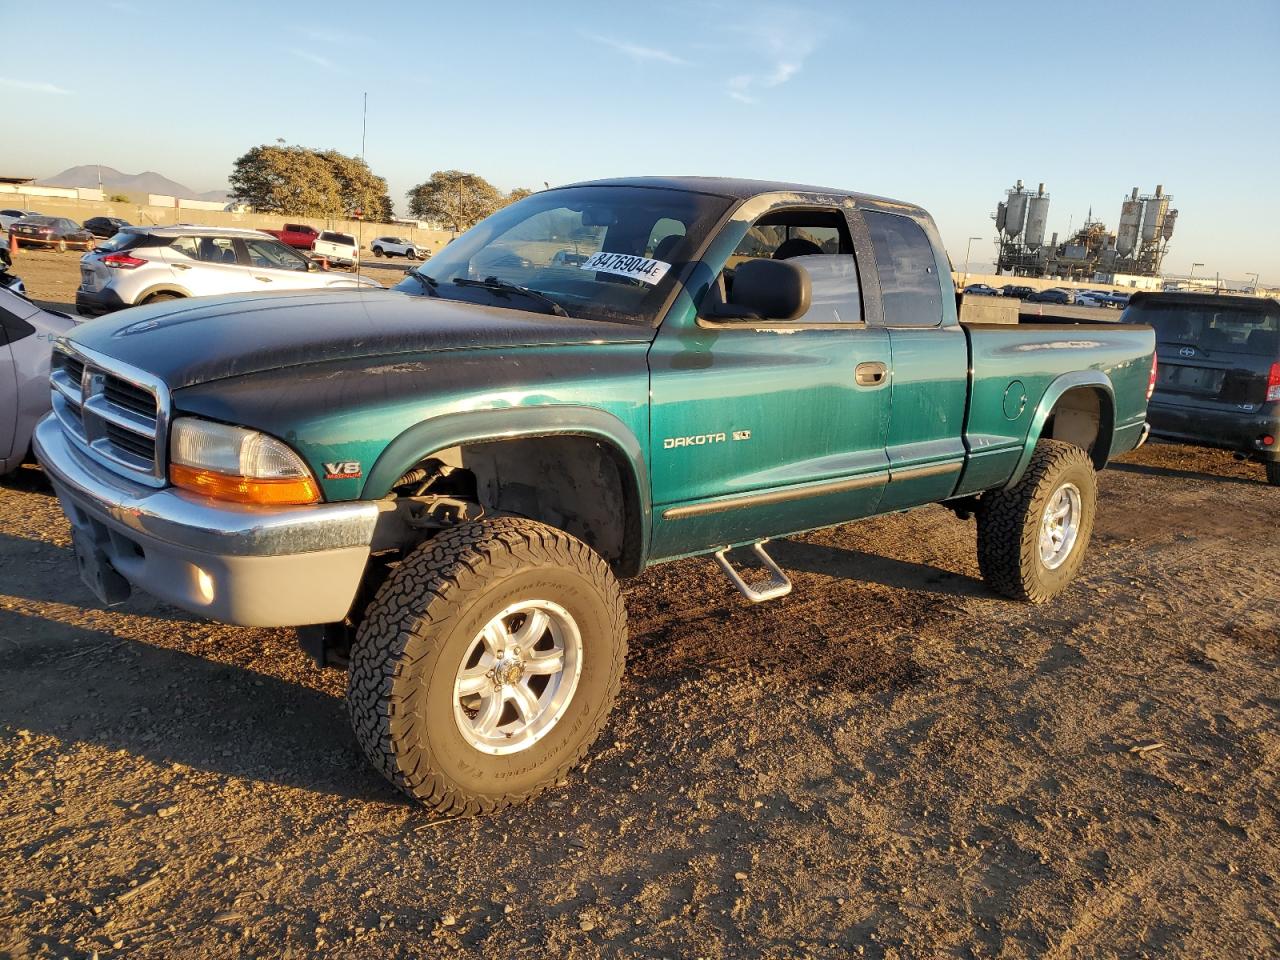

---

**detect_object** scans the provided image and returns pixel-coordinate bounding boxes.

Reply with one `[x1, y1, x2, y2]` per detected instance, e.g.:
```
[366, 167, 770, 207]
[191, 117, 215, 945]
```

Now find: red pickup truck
[261, 223, 319, 250]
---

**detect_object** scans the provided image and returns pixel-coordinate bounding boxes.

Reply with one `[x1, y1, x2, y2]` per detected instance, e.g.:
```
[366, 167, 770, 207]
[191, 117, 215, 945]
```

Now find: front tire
[976, 440, 1097, 603]
[56, 239, 67, 253]
[1265, 461, 1280, 486]
[347, 517, 627, 816]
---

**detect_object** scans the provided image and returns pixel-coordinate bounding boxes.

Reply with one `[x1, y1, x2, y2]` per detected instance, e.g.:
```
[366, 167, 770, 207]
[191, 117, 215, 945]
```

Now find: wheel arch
[362, 406, 651, 576]
[135, 283, 191, 304]
[1006, 371, 1115, 488]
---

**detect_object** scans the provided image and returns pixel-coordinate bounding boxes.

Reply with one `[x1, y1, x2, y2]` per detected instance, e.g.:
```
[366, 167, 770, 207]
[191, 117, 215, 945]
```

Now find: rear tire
[143, 292, 181, 304]
[1265, 461, 1280, 486]
[373, 247, 383, 257]
[347, 517, 627, 816]
[976, 440, 1097, 603]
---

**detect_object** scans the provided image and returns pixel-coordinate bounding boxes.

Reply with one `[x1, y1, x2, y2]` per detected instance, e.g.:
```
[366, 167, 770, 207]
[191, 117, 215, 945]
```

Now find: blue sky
[4, 0, 1277, 281]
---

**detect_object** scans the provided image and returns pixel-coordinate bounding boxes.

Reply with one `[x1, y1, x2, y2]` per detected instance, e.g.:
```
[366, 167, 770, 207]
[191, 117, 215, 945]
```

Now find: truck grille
[50, 345, 170, 487]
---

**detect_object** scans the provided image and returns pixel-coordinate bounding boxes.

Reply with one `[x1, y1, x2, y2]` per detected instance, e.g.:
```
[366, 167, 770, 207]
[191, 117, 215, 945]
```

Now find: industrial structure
[993, 181, 1177, 284]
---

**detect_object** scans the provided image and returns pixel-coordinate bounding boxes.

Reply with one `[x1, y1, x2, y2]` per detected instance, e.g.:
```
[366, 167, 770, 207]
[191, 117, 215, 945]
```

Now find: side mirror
[706, 258, 811, 321]
[305, 259, 319, 272]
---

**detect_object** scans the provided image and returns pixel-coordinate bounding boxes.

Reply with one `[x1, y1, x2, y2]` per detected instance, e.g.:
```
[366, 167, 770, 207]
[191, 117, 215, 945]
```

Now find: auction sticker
[580, 252, 671, 285]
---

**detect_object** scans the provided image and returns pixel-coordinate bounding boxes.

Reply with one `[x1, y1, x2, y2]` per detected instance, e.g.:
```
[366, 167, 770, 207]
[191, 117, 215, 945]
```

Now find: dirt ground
[0, 439, 1276, 959]
[2, 249, 1279, 959]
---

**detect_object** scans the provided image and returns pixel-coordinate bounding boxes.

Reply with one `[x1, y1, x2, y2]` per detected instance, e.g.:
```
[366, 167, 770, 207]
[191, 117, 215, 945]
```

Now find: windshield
[1130, 302, 1279, 355]
[395, 185, 734, 325]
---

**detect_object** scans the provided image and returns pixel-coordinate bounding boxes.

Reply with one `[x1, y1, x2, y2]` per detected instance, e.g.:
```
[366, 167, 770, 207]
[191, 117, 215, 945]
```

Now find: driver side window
[244, 237, 307, 271]
[714, 208, 864, 324]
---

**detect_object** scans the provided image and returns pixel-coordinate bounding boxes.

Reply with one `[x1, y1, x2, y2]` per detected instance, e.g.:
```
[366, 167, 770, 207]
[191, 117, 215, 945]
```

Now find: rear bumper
[1147, 400, 1280, 461]
[75, 286, 128, 316]
[33, 415, 382, 626]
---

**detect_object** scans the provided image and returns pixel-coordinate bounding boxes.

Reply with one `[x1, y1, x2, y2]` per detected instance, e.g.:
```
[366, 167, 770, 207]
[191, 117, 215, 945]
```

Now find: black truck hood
[67, 288, 656, 389]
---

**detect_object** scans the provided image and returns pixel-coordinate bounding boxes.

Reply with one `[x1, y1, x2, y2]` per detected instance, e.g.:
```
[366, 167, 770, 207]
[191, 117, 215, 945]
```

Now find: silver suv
[75, 225, 378, 316]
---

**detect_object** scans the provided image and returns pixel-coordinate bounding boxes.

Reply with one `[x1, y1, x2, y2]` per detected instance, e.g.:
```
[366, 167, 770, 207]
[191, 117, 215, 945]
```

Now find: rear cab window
[861, 210, 943, 327]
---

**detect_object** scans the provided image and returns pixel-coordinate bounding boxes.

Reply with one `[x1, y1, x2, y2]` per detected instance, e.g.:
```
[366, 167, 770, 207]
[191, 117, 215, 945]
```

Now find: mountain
[36, 165, 224, 200]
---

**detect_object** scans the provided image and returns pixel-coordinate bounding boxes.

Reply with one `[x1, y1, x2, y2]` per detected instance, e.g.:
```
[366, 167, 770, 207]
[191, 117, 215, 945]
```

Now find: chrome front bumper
[33, 414, 382, 627]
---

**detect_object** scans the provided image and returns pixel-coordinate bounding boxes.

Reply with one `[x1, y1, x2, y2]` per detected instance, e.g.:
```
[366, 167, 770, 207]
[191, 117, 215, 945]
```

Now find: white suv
[370, 236, 424, 260]
[75, 226, 378, 316]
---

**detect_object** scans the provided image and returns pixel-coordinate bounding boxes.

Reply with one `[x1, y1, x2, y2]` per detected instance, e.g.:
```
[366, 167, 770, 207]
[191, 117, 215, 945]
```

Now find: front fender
[361, 405, 651, 565]
[1005, 370, 1114, 489]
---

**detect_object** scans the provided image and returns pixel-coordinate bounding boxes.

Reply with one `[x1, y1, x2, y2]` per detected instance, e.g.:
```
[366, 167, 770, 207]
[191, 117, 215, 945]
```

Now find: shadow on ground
[0, 607, 399, 804]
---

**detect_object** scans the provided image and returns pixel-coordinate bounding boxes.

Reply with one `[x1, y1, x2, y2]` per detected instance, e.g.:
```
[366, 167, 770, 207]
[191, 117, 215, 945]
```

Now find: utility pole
[963, 236, 982, 287]
[356, 91, 367, 285]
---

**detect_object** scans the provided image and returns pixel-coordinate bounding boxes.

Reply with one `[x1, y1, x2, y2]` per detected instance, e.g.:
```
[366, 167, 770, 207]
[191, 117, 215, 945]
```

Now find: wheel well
[395, 435, 644, 578]
[1040, 387, 1113, 469]
[137, 285, 188, 303]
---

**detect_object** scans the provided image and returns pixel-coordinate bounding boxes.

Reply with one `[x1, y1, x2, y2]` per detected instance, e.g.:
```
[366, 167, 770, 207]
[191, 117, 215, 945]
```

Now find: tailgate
[1155, 349, 1269, 408]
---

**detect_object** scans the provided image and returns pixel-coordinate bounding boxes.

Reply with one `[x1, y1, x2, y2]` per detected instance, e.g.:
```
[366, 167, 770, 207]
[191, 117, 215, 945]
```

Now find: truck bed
[954, 319, 1156, 495]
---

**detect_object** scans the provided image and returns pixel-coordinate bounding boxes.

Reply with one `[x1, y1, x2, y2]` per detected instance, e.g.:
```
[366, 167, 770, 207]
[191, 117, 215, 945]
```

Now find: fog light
[194, 567, 215, 604]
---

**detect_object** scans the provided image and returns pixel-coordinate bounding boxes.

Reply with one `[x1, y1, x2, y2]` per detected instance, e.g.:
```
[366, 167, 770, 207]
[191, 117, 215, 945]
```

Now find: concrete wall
[0, 192, 455, 255]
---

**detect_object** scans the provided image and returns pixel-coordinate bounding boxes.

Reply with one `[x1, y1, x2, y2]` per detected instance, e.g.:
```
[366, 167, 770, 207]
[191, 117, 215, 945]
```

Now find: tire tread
[347, 517, 626, 816]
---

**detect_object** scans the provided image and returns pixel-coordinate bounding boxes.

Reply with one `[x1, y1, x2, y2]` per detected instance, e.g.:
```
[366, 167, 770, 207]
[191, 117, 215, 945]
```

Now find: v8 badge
[324, 461, 363, 480]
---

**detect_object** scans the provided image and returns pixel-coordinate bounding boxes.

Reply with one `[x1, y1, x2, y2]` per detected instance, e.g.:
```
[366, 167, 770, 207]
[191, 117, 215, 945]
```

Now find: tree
[405, 171, 505, 232]
[503, 187, 534, 207]
[317, 150, 393, 221]
[229, 144, 392, 220]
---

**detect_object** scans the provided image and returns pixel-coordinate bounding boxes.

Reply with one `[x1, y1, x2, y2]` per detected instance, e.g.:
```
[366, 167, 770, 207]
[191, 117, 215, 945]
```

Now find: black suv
[1001, 284, 1035, 300]
[84, 216, 131, 239]
[1125, 293, 1280, 484]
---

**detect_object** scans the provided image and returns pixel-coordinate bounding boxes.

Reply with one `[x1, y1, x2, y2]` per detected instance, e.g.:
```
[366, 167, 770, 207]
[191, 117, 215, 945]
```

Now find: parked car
[1096, 290, 1131, 309]
[1, 247, 24, 296]
[1129, 292, 1280, 484]
[0, 285, 78, 476]
[313, 230, 359, 266]
[1027, 287, 1075, 305]
[963, 283, 1001, 296]
[370, 236, 423, 260]
[1000, 284, 1036, 300]
[34, 176, 1157, 817]
[74, 225, 379, 316]
[9, 216, 96, 252]
[0, 209, 35, 233]
[261, 223, 320, 250]
[83, 216, 132, 239]
[1074, 290, 1106, 308]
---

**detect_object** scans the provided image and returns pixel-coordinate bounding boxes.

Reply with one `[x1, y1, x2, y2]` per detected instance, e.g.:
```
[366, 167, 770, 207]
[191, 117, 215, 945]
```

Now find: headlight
[168, 417, 320, 505]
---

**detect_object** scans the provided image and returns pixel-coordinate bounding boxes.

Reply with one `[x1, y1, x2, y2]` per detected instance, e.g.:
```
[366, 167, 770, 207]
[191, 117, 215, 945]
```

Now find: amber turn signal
[169, 463, 320, 506]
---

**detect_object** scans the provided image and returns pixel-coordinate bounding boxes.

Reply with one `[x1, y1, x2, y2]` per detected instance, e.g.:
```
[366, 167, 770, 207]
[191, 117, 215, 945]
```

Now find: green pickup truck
[34, 177, 1156, 815]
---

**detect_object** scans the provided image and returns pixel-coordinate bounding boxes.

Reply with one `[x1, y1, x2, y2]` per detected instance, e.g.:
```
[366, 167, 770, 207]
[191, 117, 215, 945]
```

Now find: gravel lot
[2, 246, 1278, 959]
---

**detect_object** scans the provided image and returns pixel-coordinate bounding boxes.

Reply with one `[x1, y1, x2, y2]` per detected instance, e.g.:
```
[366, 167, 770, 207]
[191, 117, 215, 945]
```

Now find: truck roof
[558, 176, 929, 219]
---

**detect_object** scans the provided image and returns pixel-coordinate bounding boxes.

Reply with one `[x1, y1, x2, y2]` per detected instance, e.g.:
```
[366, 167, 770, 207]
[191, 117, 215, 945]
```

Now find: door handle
[253, 276, 272, 282]
[854, 361, 888, 387]
[172, 263, 192, 270]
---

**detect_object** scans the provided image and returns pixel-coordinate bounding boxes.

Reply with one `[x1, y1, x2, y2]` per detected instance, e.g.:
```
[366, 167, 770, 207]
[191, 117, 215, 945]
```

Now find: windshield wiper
[406, 269, 439, 295]
[452, 276, 569, 317]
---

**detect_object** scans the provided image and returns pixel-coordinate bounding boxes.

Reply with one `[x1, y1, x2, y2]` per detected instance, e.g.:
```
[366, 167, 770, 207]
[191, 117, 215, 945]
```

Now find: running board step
[713, 540, 793, 603]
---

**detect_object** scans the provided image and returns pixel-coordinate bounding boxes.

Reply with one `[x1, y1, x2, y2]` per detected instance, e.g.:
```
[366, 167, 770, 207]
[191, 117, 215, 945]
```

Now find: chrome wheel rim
[1039, 482, 1081, 570]
[452, 599, 582, 755]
